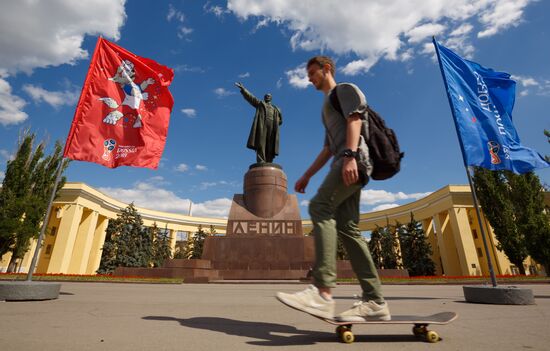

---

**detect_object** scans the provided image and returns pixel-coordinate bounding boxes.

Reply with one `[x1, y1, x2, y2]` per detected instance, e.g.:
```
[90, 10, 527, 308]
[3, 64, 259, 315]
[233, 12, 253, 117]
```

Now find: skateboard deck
[319, 312, 458, 343]
[277, 296, 457, 344]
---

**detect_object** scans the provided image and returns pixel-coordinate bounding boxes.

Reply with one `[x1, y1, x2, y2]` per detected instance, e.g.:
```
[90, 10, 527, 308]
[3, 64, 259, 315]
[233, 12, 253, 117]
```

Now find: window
[49, 226, 57, 236]
[472, 229, 478, 239]
[476, 247, 483, 258]
[176, 231, 189, 241]
[45, 244, 52, 256]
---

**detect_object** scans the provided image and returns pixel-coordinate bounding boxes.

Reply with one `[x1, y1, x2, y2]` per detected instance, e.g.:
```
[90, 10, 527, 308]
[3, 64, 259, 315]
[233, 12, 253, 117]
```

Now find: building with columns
[1, 182, 548, 276]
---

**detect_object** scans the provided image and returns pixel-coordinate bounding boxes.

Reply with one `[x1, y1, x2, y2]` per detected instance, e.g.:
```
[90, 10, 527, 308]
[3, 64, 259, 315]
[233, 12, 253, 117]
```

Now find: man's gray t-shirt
[322, 83, 373, 175]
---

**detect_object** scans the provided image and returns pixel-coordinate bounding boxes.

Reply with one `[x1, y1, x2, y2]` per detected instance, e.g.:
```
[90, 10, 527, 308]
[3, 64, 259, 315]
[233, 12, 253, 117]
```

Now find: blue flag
[433, 38, 549, 174]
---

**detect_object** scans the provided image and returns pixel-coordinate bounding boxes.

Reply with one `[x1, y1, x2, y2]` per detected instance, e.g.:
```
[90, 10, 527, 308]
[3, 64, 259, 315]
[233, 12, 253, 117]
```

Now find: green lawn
[0, 273, 183, 284]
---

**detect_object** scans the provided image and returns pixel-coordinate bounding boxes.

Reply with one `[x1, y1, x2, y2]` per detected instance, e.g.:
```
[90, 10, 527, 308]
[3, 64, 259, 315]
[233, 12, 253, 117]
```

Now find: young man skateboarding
[276, 56, 391, 322]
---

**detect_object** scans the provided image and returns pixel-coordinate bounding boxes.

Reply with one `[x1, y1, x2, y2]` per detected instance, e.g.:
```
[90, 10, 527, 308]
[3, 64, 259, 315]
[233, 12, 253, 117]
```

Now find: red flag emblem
[64, 37, 174, 169]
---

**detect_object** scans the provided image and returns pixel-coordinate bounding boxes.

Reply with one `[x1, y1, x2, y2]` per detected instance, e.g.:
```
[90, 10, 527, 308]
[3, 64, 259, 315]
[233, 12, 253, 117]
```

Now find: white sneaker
[276, 285, 335, 319]
[335, 300, 391, 322]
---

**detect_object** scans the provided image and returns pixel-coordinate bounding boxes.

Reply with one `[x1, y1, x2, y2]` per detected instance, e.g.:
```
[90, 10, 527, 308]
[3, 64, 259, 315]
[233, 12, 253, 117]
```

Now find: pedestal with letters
[202, 163, 314, 280]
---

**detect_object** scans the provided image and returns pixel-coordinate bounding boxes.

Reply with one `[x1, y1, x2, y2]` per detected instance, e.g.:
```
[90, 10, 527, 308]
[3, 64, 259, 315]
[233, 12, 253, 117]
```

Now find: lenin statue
[235, 82, 282, 164]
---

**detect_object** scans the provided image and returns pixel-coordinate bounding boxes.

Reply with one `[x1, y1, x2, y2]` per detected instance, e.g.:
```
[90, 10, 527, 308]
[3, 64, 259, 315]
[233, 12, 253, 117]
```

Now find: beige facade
[1, 182, 548, 276]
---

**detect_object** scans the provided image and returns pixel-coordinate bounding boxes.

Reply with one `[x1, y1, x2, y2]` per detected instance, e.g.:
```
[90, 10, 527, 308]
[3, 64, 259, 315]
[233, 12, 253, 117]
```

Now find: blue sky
[0, 0, 549, 218]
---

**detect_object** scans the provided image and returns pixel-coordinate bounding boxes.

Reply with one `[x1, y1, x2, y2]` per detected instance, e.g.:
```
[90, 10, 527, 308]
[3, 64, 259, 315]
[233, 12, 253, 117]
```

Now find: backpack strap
[329, 85, 343, 116]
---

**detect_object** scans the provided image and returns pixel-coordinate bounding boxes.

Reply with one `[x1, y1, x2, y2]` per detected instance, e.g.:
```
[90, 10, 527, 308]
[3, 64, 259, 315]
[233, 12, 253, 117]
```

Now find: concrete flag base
[0, 281, 61, 301]
[463, 285, 535, 305]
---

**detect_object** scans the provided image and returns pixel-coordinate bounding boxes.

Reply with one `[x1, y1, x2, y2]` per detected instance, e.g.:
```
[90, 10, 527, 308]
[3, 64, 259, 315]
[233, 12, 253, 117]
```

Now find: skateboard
[276, 295, 457, 344]
[319, 311, 458, 344]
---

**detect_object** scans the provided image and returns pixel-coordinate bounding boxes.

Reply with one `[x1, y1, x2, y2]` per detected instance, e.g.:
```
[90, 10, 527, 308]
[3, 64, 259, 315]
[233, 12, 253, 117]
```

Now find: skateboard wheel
[341, 330, 354, 344]
[425, 330, 439, 343]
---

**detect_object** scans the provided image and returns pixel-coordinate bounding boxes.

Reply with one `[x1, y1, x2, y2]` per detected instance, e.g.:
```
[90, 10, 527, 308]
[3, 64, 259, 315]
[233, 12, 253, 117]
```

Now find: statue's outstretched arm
[235, 82, 260, 107]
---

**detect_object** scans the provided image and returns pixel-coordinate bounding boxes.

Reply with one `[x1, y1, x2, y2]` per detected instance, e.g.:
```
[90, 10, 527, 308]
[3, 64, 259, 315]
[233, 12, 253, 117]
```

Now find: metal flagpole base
[0, 281, 61, 301]
[463, 285, 535, 305]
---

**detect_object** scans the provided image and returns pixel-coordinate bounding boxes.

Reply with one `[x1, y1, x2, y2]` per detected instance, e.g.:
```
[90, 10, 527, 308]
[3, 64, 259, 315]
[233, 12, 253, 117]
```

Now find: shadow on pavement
[335, 296, 442, 301]
[142, 315, 419, 346]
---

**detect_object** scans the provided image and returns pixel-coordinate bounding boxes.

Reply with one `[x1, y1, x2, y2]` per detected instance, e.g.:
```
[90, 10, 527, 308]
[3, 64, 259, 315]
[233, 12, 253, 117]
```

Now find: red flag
[64, 37, 174, 169]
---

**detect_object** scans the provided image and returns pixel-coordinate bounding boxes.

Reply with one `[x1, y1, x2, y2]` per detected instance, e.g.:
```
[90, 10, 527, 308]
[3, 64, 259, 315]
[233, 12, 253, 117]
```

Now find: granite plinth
[0, 281, 61, 301]
[463, 285, 535, 305]
[243, 165, 288, 219]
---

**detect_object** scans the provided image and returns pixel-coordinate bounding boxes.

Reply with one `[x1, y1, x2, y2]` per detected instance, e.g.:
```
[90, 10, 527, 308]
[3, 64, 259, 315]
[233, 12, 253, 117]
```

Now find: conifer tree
[369, 223, 400, 269]
[151, 223, 172, 268]
[184, 225, 209, 259]
[399, 213, 436, 276]
[97, 203, 152, 274]
[368, 227, 384, 269]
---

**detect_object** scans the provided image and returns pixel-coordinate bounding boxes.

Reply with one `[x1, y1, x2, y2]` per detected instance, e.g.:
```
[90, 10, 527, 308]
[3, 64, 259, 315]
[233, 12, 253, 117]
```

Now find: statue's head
[264, 94, 272, 103]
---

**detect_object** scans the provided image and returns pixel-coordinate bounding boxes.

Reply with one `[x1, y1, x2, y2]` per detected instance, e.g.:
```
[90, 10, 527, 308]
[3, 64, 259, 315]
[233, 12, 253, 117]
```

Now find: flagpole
[465, 167, 498, 286]
[433, 37, 498, 287]
[26, 157, 66, 281]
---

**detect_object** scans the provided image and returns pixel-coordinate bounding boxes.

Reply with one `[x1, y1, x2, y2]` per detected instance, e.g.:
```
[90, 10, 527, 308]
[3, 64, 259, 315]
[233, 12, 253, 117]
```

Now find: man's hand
[342, 157, 359, 186]
[294, 175, 310, 193]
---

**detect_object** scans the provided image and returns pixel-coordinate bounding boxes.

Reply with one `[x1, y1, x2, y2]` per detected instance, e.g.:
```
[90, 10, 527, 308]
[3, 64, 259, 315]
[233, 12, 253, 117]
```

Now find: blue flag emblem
[433, 38, 549, 174]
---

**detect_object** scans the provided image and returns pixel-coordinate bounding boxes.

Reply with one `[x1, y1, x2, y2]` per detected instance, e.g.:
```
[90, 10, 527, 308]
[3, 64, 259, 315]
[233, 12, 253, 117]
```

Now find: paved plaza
[1, 282, 549, 350]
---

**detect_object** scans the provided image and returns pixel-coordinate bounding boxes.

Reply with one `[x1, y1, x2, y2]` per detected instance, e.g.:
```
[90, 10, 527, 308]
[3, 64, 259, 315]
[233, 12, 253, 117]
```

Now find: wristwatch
[342, 149, 358, 158]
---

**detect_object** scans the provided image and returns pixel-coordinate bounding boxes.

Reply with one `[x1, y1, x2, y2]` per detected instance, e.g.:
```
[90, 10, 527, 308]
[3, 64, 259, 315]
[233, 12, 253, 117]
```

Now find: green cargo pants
[309, 164, 384, 302]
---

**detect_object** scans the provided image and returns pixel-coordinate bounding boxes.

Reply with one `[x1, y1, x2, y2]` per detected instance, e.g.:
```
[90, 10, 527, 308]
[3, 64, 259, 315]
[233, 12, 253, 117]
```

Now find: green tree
[368, 227, 383, 268]
[505, 171, 550, 276]
[399, 213, 436, 276]
[184, 225, 210, 259]
[151, 223, 172, 268]
[97, 203, 153, 274]
[473, 167, 528, 274]
[369, 224, 400, 269]
[0, 133, 67, 272]
[336, 237, 349, 260]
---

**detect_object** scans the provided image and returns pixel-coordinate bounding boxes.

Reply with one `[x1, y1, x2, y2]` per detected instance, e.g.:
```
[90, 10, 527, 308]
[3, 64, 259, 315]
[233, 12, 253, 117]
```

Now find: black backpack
[329, 85, 404, 180]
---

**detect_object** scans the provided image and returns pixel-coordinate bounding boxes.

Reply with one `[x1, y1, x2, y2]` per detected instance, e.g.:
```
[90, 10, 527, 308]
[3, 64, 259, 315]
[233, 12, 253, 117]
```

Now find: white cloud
[173, 64, 205, 73]
[0, 171, 4, 182]
[449, 23, 473, 37]
[22, 84, 79, 108]
[191, 198, 233, 218]
[371, 203, 400, 212]
[300, 200, 310, 207]
[196, 164, 208, 171]
[512, 75, 539, 88]
[0, 149, 14, 161]
[341, 57, 379, 76]
[204, 2, 227, 18]
[167, 4, 185, 22]
[0, 75, 28, 126]
[178, 27, 194, 38]
[0, 1, 126, 75]
[214, 87, 236, 97]
[238, 72, 250, 78]
[285, 65, 310, 89]
[175, 163, 189, 172]
[406, 23, 446, 44]
[477, 0, 530, 38]
[181, 108, 197, 118]
[227, 0, 535, 74]
[511, 75, 550, 97]
[98, 179, 232, 218]
[167, 4, 193, 40]
[360, 189, 431, 206]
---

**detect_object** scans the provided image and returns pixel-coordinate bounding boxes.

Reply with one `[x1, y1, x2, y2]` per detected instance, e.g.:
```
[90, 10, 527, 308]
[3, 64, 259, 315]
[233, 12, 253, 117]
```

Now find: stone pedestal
[201, 164, 313, 280]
